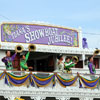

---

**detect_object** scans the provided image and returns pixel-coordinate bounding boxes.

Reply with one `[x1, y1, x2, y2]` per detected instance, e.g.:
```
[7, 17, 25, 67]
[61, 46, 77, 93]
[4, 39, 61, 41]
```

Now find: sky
[0, 0, 100, 48]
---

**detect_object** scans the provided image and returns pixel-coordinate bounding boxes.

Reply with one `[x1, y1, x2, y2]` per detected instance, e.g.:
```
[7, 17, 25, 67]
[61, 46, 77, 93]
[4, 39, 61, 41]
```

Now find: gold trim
[1, 41, 79, 48]
[1, 22, 79, 32]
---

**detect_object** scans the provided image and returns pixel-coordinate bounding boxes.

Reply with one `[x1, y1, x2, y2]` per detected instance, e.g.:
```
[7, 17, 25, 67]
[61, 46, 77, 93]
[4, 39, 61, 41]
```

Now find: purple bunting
[80, 78, 99, 87]
[57, 75, 77, 86]
[32, 75, 54, 86]
[7, 75, 30, 85]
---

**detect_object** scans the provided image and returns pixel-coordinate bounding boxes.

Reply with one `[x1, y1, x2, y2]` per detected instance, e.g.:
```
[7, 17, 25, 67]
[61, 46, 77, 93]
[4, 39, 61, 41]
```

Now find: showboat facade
[0, 22, 100, 100]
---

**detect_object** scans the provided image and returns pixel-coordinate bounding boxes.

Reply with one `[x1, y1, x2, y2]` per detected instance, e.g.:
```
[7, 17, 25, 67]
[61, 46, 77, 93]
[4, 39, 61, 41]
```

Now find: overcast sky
[0, 0, 100, 48]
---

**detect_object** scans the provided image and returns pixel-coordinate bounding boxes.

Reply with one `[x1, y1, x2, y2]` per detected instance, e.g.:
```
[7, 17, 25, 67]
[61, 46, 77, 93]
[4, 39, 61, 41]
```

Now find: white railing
[0, 69, 100, 100]
[0, 69, 99, 89]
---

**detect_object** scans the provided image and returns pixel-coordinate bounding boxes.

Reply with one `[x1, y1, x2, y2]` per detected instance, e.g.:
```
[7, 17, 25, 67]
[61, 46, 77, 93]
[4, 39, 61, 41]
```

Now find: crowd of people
[2, 49, 33, 71]
[1, 50, 97, 75]
[55, 54, 79, 73]
[56, 53, 96, 74]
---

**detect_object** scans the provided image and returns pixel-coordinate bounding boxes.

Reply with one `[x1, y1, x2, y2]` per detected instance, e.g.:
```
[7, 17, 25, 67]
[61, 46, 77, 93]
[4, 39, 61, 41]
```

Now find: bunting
[0, 72, 5, 80]
[0, 71, 99, 88]
[56, 74, 78, 87]
[6, 72, 30, 86]
[79, 75, 99, 88]
[32, 74, 55, 87]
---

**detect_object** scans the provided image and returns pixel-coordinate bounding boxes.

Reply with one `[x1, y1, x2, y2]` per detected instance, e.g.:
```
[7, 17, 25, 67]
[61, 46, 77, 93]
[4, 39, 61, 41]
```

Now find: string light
[0, 14, 11, 21]
[83, 32, 100, 35]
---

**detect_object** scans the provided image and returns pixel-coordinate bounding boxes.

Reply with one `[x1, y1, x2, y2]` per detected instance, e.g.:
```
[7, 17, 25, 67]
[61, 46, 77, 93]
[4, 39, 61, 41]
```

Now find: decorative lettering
[1, 24, 78, 47]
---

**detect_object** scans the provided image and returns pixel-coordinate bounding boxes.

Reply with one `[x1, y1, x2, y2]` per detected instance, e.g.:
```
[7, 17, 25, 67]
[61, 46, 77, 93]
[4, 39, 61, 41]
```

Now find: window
[93, 58, 99, 69]
[27, 52, 55, 72]
[75, 61, 83, 68]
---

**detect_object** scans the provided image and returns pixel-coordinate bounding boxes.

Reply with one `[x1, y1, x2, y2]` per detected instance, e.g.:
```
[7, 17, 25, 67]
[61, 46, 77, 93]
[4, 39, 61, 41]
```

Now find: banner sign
[1, 23, 79, 47]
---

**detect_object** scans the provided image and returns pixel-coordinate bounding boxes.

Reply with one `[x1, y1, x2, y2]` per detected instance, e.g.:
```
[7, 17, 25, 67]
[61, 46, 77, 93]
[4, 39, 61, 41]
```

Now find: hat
[72, 56, 79, 62]
[83, 38, 87, 41]
[57, 54, 63, 59]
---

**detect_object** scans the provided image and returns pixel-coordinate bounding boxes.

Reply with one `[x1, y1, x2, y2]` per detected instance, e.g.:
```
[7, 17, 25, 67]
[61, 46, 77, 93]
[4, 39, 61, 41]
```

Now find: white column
[82, 54, 86, 69]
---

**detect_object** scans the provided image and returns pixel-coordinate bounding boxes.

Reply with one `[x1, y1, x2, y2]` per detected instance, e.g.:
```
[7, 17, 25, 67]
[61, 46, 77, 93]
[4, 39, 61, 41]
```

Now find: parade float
[0, 22, 100, 100]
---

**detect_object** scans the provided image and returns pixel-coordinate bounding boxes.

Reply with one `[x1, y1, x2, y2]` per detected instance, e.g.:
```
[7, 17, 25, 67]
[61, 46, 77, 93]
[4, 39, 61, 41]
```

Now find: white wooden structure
[0, 22, 100, 100]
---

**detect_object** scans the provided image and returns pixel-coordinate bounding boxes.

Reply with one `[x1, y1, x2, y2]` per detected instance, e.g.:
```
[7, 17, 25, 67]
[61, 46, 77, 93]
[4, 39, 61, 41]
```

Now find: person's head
[5, 51, 11, 57]
[83, 38, 87, 41]
[65, 56, 71, 63]
[73, 59, 77, 63]
[20, 55, 26, 60]
[57, 54, 63, 61]
[88, 56, 93, 62]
